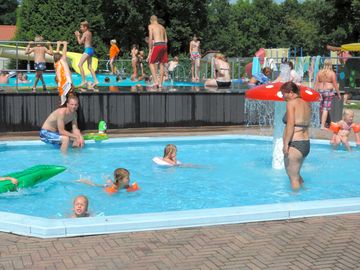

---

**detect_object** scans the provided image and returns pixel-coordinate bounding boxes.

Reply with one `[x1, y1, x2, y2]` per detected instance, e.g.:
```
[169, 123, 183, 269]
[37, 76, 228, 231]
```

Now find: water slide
[0, 44, 98, 75]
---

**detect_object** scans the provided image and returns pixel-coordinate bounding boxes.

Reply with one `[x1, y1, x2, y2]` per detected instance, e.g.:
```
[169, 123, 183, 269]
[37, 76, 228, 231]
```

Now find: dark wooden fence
[0, 92, 246, 132]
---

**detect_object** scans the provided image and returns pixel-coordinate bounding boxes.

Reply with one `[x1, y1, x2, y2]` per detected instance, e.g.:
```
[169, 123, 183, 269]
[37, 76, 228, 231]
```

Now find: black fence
[0, 92, 246, 132]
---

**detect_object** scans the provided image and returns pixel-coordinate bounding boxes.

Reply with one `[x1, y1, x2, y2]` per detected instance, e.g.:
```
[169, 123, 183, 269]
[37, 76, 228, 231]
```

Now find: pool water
[0, 136, 359, 219]
[2, 73, 204, 88]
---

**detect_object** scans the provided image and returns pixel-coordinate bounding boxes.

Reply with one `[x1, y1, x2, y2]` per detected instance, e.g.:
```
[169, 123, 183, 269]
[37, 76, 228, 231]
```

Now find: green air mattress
[0, 165, 66, 193]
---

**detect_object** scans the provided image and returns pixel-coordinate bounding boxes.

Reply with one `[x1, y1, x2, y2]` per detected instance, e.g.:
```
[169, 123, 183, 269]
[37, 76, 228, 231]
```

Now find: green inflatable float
[83, 120, 109, 141]
[0, 165, 66, 193]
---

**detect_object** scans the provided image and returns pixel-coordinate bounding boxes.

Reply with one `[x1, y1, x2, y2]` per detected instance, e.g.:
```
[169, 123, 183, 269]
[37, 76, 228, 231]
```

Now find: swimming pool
[1, 135, 360, 237]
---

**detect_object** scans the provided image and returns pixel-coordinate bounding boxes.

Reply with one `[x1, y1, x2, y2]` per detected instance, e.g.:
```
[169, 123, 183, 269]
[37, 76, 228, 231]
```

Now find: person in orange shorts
[53, 41, 74, 105]
[109, 39, 120, 74]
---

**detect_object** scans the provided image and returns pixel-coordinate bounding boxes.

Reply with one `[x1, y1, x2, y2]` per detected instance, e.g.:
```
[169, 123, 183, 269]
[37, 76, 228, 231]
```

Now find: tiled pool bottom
[1, 198, 360, 238]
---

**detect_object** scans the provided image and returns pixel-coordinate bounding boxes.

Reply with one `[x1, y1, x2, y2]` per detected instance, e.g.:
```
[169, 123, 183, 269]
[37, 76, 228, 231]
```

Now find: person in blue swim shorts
[40, 95, 84, 153]
[75, 21, 99, 88]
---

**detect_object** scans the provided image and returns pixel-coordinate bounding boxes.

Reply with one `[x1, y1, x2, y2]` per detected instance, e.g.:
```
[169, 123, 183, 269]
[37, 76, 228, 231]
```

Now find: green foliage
[0, 0, 17, 25]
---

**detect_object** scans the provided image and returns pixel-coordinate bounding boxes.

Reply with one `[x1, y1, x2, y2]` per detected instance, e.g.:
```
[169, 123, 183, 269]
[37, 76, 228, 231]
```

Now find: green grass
[344, 102, 360, 110]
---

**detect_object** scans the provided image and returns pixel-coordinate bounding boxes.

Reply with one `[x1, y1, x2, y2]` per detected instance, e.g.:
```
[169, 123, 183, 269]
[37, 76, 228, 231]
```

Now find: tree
[0, 0, 18, 25]
[16, 0, 106, 57]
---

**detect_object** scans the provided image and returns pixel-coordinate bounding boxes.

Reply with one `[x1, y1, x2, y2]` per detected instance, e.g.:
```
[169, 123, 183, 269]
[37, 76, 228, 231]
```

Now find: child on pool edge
[71, 195, 90, 218]
[330, 109, 360, 151]
[77, 168, 139, 194]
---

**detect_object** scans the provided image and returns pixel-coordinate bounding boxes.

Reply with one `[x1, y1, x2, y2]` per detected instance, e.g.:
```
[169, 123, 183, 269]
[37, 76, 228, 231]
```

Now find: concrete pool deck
[1, 126, 360, 269]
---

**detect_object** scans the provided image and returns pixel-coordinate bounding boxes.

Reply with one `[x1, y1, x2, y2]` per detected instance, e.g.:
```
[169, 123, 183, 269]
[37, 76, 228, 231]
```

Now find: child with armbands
[77, 168, 139, 194]
[329, 109, 360, 151]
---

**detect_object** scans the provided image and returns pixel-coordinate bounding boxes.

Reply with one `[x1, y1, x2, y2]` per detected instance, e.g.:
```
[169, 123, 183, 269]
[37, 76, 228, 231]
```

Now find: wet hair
[288, 61, 294, 70]
[80, 21, 89, 28]
[280, 81, 300, 94]
[73, 195, 89, 210]
[104, 77, 110, 83]
[113, 168, 130, 186]
[53, 52, 62, 63]
[163, 144, 177, 158]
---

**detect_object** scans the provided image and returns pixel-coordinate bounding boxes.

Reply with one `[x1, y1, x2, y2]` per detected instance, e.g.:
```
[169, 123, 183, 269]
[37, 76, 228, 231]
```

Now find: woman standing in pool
[281, 82, 311, 191]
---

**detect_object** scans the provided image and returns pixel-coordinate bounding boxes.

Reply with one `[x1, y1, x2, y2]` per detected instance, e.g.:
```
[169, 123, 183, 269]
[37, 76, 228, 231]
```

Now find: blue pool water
[0, 135, 359, 219]
[2, 73, 203, 88]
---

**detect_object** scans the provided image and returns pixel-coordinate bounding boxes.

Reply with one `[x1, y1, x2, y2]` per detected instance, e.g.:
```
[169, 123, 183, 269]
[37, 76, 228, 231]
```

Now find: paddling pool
[0, 135, 359, 238]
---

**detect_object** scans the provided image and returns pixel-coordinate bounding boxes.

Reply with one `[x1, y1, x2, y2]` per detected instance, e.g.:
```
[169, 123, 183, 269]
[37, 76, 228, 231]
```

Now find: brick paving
[0, 214, 359, 270]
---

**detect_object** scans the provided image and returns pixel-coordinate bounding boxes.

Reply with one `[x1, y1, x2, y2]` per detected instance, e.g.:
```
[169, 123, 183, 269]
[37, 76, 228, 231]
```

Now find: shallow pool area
[1, 135, 360, 238]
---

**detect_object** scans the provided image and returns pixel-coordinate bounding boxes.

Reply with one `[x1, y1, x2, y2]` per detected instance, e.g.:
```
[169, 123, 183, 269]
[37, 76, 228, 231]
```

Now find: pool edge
[1, 197, 360, 238]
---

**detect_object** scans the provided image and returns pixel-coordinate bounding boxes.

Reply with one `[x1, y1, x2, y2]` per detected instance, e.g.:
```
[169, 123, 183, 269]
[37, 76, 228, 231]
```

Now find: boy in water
[75, 21, 99, 87]
[53, 41, 74, 105]
[71, 195, 90, 218]
[25, 35, 53, 92]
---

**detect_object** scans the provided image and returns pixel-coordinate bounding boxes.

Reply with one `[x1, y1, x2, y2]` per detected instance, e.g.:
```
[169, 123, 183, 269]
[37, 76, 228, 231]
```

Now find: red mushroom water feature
[245, 82, 320, 169]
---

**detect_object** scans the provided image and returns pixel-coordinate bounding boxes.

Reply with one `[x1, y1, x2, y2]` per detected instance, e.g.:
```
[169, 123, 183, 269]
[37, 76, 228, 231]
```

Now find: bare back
[215, 59, 231, 81]
[82, 31, 92, 47]
[32, 46, 49, 62]
[42, 108, 77, 132]
[149, 23, 167, 43]
[289, 98, 311, 140]
[190, 41, 200, 53]
[315, 69, 337, 90]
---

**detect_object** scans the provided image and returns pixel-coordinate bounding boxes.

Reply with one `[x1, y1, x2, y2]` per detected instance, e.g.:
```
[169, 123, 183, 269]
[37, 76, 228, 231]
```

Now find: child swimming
[330, 109, 359, 151]
[77, 168, 138, 194]
[71, 195, 90, 218]
[152, 144, 181, 166]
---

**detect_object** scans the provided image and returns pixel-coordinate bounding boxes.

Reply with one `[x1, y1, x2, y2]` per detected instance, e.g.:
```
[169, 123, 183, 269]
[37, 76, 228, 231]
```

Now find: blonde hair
[110, 39, 117, 44]
[343, 109, 354, 117]
[150, 15, 158, 22]
[73, 195, 89, 210]
[80, 21, 89, 28]
[114, 168, 129, 185]
[163, 144, 177, 158]
[322, 59, 333, 71]
[34, 35, 44, 43]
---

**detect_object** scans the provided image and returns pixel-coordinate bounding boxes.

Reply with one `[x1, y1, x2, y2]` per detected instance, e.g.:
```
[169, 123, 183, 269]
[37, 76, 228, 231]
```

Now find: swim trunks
[84, 47, 95, 57]
[216, 80, 231, 88]
[39, 129, 61, 145]
[190, 52, 201, 61]
[149, 42, 168, 64]
[288, 140, 310, 157]
[319, 89, 334, 111]
[34, 62, 46, 71]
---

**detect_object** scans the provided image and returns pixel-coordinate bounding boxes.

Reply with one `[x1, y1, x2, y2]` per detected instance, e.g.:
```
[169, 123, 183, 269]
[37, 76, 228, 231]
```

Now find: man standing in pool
[147, 15, 168, 88]
[40, 95, 84, 153]
[74, 21, 99, 88]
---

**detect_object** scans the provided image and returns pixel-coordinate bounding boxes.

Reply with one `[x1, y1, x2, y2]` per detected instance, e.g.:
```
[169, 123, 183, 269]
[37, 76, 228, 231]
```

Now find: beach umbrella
[245, 82, 320, 102]
[340, 43, 360, 51]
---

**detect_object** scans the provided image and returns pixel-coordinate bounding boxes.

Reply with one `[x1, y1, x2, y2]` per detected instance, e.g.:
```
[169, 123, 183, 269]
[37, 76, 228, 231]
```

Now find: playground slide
[0, 44, 98, 75]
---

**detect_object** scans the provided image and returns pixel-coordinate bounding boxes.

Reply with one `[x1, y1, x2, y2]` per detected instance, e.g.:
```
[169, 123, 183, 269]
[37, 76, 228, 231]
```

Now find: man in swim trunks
[40, 95, 84, 153]
[147, 15, 168, 88]
[53, 41, 74, 105]
[75, 21, 99, 88]
[25, 35, 53, 92]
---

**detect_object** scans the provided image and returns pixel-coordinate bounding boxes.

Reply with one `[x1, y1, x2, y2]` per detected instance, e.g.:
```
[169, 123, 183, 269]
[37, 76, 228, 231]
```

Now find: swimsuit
[149, 42, 168, 64]
[319, 89, 334, 112]
[216, 80, 231, 88]
[84, 47, 95, 57]
[282, 113, 310, 157]
[39, 129, 61, 145]
[34, 62, 46, 71]
[253, 72, 270, 85]
[190, 51, 201, 60]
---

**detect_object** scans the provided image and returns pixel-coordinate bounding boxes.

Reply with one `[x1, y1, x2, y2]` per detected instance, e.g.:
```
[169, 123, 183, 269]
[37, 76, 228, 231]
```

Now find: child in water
[77, 168, 135, 194]
[162, 144, 179, 165]
[330, 109, 360, 151]
[71, 195, 90, 218]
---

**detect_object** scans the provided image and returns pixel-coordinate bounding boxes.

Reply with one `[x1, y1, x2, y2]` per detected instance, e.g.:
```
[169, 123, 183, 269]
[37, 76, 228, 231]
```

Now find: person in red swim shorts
[147, 15, 168, 88]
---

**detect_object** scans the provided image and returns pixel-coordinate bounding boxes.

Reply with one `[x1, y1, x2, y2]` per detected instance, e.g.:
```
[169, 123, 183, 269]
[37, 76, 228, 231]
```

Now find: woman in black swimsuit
[281, 82, 311, 191]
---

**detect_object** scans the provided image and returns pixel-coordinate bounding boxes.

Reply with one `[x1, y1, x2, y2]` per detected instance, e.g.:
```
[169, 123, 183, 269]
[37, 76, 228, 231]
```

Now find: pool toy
[245, 82, 320, 102]
[105, 185, 117, 194]
[0, 44, 98, 75]
[0, 165, 66, 193]
[152, 157, 180, 166]
[352, 124, 360, 133]
[83, 120, 109, 141]
[329, 122, 341, 133]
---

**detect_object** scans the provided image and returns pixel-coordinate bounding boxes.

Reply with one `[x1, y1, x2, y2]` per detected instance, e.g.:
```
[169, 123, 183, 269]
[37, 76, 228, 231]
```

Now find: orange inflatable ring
[352, 124, 360, 133]
[329, 122, 341, 133]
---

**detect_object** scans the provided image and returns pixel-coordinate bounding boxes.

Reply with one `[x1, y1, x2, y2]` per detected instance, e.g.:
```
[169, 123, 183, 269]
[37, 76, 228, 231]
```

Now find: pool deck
[1, 126, 360, 269]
